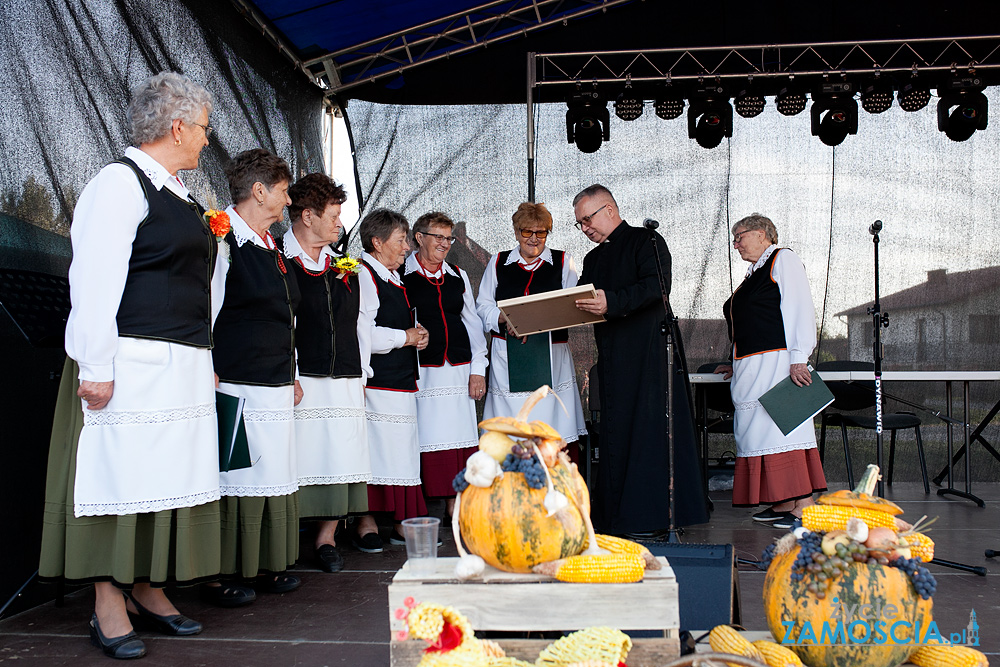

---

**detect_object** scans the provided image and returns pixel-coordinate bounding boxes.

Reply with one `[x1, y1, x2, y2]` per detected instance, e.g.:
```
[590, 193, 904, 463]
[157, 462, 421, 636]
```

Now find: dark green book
[216, 391, 252, 472]
[758, 367, 835, 436]
[506, 332, 552, 393]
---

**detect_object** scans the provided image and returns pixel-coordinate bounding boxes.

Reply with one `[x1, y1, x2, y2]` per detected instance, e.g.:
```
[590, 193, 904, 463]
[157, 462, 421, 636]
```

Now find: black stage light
[811, 82, 858, 147]
[937, 75, 988, 142]
[776, 86, 807, 116]
[688, 87, 732, 149]
[614, 84, 644, 121]
[897, 80, 931, 112]
[734, 83, 766, 119]
[860, 77, 894, 114]
[654, 84, 685, 120]
[566, 90, 610, 153]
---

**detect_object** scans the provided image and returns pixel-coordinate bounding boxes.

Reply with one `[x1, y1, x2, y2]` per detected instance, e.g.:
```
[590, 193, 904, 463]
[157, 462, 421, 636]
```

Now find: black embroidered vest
[363, 260, 417, 391]
[213, 232, 301, 386]
[114, 157, 216, 348]
[288, 253, 363, 378]
[402, 262, 472, 367]
[724, 248, 787, 359]
[494, 249, 568, 343]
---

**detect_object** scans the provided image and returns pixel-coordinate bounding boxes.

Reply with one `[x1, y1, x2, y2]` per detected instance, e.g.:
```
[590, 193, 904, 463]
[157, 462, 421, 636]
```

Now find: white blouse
[359, 251, 408, 353]
[741, 244, 816, 364]
[65, 146, 226, 382]
[402, 252, 488, 376]
[476, 246, 579, 334]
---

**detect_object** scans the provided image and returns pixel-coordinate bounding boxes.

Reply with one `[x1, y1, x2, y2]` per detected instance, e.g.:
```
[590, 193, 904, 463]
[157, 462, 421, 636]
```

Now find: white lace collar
[124, 146, 188, 197]
[747, 244, 779, 277]
[504, 246, 553, 267]
[282, 228, 336, 270]
[403, 251, 459, 278]
[225, 205, 273, 249]
[362, 251, 402, 285]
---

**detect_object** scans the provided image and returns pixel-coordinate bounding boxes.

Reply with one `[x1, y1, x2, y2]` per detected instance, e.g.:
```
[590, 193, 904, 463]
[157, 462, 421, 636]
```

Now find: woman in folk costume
[283, 173, 372, 573]
[476, 202, 587, 450]
[715, 213, 827, 529]
[208, 149, 303, 601]
[353, 209, 429, 552]
[39, 72, 220, 659]
[401, 212, 488, 522]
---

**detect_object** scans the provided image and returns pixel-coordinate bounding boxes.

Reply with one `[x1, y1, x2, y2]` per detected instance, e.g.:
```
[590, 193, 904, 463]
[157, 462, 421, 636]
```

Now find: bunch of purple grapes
[510, 442, 534, 459]
[889, 556, 937, 599]
[758, 543, 777, 570]
[501, 453, 546, 489]
[790, 532, 824, 584]
[452, 468, 470, 493]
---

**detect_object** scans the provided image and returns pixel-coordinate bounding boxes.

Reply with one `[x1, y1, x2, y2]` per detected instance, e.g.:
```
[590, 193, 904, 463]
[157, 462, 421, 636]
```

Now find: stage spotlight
[897, 80, 931, 112]
[811, 83, 858, 147]
[687, 90, 732, 149]
[734, 83, 766, 119]
[566, 90, 610, 153]
[614, 84, 643, 121]
[654, 85, 685, 120]
[860, 77, 893, 114]
[937, 75, 988, 142]
[776, 87, 807, 116]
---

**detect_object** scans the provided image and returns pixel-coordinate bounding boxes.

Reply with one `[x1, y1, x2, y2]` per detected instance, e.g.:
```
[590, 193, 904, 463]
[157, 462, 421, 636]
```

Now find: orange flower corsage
[204, 209, 231, 239]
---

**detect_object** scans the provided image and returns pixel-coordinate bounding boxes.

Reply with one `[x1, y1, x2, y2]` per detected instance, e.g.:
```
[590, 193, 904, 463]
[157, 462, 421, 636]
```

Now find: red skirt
[367, 484, 428, 521]
[420, 446, 477, 498]
[732, 448, 827, 507]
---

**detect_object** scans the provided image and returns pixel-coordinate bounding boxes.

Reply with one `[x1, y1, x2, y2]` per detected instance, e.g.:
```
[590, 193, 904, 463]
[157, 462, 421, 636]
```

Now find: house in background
[837, 267, 1000, 370]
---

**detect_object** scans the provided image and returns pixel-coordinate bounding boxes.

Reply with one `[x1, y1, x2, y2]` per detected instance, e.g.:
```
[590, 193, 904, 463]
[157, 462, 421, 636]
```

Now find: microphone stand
[644, 218, 681, 543]
[867, 220, 889, 497]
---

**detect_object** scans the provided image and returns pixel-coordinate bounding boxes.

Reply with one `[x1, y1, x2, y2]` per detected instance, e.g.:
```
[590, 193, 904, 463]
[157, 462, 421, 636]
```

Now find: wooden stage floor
[2, 482, 998, 665]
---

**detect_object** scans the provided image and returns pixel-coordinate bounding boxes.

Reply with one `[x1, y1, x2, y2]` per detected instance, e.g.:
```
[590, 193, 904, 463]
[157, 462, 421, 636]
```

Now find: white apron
[415, 361, 479, 453]
[365, 387, 421, 485]
[295, 375, 372, 485]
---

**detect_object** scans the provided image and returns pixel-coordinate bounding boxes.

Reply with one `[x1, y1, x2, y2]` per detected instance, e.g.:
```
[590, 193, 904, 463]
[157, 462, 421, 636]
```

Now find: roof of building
[837, 266, 1000, 316]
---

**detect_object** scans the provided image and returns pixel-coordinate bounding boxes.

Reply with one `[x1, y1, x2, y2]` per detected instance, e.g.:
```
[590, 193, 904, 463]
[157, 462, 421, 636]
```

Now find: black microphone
[869, 220, 883, 235]
[643, 218, 659, 230]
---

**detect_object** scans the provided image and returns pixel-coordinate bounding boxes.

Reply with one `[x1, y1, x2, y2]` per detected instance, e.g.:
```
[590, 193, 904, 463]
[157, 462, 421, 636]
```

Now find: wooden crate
[388, 556, 679, 666]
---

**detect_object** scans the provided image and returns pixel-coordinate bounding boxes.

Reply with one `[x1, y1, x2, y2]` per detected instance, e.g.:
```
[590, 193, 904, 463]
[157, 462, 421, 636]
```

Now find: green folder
[216, 391, 252, 472]
[506, 331, 552, 393]
[758, 367, 835, 436]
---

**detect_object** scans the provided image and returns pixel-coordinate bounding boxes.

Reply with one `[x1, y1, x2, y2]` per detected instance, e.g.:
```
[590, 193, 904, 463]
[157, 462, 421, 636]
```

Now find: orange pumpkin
[458, 461, 588, 573]
[763, 547, 933, 667]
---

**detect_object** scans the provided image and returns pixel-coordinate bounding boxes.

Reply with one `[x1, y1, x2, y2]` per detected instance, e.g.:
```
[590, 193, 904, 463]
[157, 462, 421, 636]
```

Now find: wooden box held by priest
[388, 556, 680, 666]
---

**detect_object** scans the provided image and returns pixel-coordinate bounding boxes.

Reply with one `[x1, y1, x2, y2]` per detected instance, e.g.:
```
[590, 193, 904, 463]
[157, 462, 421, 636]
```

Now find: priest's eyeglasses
[417, 231, 456, 245]
[574, 203, 608, 229]
[519, 229, 549, 239]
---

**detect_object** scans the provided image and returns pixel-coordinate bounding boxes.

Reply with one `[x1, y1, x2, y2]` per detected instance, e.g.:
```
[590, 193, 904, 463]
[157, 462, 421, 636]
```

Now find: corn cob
[801, 504, 897, 531]
[546, 553, 646, 583]
[595, 533, 648, 556]
[752, 640, 804, 667]
[910, 644, 989, 667]
[907, 532, 935, 563]
[708, 625, 764, 664]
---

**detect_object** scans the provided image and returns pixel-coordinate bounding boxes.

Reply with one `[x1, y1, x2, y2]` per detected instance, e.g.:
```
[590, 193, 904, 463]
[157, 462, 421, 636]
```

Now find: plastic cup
[401, 517, 440, 576]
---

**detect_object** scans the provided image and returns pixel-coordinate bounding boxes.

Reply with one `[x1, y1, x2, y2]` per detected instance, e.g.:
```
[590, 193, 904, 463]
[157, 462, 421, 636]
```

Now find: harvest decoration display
[449, 386, 659, 582]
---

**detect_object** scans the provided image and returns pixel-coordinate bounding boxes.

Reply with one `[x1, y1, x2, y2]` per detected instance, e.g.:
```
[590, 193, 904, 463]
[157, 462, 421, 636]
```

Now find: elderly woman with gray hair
[353, 209, 429, 552]
[714, 213, 827, 529]
[39, 72, 220, 659]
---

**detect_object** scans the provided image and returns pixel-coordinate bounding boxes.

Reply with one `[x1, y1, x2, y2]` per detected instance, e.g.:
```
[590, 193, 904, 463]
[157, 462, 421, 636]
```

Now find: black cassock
[581, 221, 710, 533]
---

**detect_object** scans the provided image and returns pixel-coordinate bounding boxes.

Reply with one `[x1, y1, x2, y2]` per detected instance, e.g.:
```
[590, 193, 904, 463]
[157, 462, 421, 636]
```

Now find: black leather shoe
[255, 574, 302, 594]
[124, 592, 202, 636]
[89, 613, 147, 660]
[199, 583, 257, 608]
[351, 531, 384, 553]
[315, 544, 344, 573]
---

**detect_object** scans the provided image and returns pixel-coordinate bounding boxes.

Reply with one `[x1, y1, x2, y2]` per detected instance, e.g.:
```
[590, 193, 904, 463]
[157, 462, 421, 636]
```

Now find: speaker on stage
[646, 543, 740, 631]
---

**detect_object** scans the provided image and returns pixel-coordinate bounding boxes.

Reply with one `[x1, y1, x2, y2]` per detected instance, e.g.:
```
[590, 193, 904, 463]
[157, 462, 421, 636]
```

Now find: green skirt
[298, 482, 368, 520]
[219, 493, 299, 577]
[39, 358, 221, 586]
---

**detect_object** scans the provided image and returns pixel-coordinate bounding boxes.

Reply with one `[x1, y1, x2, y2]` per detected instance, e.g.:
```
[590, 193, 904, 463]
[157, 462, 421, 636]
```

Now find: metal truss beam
[304, 0, 632, 97]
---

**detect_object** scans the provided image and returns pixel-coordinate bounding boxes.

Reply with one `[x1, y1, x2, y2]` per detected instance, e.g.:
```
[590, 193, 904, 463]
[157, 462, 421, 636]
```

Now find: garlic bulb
[464, 450, 503, 488]
[846, 517, 870, 543]
[543, 489, 569, 516]
[455, 554, 486, 579]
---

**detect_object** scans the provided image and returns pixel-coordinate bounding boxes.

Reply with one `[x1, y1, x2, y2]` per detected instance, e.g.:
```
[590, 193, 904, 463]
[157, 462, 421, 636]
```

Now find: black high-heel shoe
[89, 613, 147, 660]
[124, 591, 202, 636]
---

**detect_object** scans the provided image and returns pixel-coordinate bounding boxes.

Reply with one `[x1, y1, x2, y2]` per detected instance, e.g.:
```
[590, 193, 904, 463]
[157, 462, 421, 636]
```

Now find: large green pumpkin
[763, 547, 933, 667]
[458, 462, 588, 573]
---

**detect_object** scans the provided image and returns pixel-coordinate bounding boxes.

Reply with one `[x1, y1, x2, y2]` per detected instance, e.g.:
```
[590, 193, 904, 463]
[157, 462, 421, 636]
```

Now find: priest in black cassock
[574, 184, 710, 537]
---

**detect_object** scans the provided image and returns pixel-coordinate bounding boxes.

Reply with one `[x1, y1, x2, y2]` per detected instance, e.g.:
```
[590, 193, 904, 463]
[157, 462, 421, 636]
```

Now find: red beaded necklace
[416, 255, 445, 286]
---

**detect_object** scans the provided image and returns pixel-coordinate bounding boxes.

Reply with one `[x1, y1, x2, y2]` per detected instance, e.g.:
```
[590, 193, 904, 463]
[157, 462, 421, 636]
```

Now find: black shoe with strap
[89, 613, 147, 660]
[200, 583, 257, 607]
[315, 544, 344, 573]
[124, 591, 202, 636]
[254, 573, 302, 594]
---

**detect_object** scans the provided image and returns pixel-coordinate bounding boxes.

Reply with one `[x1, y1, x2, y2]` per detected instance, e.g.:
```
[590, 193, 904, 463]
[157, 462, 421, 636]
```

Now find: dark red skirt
[420, 446, 478, 498]
[732, 447, 827, 507]
[367, 484, 428, 521]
